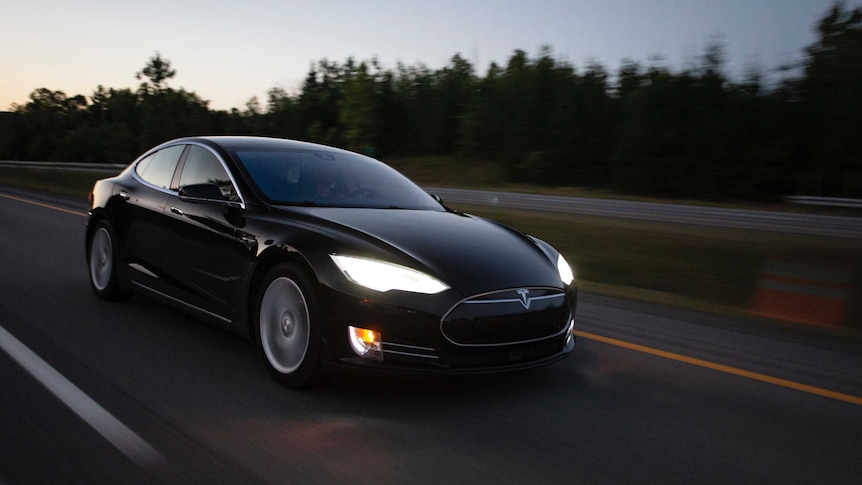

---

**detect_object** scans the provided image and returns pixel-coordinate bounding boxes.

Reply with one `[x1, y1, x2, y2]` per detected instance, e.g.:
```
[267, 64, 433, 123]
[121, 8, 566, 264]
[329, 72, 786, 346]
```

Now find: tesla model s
[86, 136, 577, 387]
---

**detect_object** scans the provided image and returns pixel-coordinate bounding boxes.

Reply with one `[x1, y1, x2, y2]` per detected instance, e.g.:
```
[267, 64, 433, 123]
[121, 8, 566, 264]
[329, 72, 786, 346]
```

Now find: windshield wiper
[271, 200, 319, 207]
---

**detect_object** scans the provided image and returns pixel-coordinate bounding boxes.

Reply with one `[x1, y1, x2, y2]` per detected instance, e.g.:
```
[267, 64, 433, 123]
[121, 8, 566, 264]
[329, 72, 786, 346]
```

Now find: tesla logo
[516, 288, 531, 309]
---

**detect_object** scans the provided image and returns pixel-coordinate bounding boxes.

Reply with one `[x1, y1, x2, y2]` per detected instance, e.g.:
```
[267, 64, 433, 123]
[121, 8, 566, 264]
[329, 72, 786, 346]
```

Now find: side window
[179, 145, 239, 202]
[135, 145, 185, 189]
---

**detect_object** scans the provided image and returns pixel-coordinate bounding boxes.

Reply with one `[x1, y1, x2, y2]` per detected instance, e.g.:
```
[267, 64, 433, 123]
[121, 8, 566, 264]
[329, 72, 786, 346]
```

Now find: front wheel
[254, 264, 321, 388]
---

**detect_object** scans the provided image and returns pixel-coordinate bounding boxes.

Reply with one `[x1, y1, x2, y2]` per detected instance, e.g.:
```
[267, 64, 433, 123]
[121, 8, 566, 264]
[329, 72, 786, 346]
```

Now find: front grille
[441, 288, 570, 345]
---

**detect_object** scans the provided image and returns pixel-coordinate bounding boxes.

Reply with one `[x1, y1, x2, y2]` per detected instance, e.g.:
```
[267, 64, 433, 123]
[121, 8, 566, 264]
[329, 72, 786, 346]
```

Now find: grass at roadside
[3, 164, 860, 326]
[0, 167, 110, 199]
[448, 204, 862, 324]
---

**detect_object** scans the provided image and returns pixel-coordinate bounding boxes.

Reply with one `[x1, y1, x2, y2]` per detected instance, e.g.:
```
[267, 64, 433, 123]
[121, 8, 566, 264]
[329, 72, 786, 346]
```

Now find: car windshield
[232, 149, 444, 210]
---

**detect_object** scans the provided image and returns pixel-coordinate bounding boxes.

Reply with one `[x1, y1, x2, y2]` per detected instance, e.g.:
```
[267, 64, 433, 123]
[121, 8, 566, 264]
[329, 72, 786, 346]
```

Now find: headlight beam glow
[331, 255, 449, 294]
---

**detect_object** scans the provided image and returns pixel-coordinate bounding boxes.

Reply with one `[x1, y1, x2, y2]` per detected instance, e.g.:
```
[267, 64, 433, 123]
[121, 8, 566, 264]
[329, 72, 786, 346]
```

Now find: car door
[116, 144, 186, 294]
[161, 144, 247, 323]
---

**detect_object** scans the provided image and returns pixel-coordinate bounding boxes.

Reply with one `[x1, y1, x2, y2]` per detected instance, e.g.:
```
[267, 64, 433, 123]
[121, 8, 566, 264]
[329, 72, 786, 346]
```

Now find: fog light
[348, 326, 383, 361]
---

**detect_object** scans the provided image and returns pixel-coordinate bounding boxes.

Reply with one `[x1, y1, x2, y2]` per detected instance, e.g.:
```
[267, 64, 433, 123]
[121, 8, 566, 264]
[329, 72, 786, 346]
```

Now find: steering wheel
[348, 188, 377, 198]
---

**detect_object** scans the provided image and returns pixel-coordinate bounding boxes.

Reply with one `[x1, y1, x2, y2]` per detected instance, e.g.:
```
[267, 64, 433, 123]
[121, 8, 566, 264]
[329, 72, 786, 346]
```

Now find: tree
[3, 5, 858, 201]
[14, 88, 88, 161]
[298, 59, 344, 146]
[340, 61, 378, 154]
[136, 52, 176, 93]
[432, 54, 475, 154]
[799, 2, 862, 197]
[262, 87, 300, 138]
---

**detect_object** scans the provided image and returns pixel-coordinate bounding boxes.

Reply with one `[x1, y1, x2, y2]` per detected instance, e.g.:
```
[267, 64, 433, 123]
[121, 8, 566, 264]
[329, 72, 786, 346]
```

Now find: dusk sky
[1, 0, 851, 111]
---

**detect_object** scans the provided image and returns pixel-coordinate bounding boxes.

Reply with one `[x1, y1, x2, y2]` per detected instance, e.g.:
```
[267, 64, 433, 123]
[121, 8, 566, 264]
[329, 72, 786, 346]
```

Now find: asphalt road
[1, 187, 861, 484]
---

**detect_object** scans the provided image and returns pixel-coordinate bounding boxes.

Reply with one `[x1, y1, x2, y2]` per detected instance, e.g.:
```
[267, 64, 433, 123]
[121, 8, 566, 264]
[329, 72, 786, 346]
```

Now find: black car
[86, 136, 577, 387]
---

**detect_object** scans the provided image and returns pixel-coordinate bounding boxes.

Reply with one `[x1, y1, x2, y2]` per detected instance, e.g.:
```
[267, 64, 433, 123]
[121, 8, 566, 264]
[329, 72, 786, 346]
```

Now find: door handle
[239, 235, 257, 250]
[118, 190, 130, 200]
[170, 206, 184, 216]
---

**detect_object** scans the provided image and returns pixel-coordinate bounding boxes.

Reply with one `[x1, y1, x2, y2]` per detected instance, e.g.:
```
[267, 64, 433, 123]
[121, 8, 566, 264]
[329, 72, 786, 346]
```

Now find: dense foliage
[2, 5, 860, 200]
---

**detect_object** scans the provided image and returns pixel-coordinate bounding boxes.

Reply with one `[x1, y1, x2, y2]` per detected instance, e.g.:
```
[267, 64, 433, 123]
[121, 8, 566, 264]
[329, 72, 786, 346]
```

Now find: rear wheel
[87, 221, 130, 301]
[254, 264, 321, 388]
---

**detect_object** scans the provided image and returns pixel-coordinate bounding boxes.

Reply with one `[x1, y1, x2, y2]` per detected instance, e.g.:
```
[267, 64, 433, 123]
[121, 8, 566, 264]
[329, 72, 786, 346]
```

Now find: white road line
[0, 324, 165, 468]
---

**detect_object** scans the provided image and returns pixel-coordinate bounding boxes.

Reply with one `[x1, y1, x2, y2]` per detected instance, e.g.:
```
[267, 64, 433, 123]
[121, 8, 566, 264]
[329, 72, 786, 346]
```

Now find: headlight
[331, 255, 449, 294]
[557, 254, 575, 285]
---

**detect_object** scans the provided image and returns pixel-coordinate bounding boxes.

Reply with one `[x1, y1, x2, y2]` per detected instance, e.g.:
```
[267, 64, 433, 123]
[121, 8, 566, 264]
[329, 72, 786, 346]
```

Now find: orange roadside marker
[750, 260, 853, 328]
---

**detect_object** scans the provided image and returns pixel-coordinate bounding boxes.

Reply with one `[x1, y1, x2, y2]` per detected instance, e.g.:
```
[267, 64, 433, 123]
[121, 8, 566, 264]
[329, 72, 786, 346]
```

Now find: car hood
[294, 207, 564, 296]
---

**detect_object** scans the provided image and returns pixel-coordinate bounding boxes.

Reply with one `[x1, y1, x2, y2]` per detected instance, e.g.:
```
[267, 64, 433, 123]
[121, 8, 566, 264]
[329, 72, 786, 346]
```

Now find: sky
[0, 0, 852, 112]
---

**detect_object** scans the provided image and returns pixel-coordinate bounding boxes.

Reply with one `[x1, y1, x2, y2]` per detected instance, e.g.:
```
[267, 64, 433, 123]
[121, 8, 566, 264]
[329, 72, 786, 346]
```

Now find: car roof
[171, 136, 347, 154]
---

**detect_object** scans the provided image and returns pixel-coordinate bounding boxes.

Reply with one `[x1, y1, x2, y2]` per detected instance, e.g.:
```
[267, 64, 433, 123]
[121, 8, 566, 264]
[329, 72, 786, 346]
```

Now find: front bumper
[325, 328, 575, 377]
[319, 284, 578, 376]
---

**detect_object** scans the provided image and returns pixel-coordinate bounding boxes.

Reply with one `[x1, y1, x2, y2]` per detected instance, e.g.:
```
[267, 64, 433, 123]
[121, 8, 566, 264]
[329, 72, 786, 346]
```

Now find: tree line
[1, 3, 860, 201]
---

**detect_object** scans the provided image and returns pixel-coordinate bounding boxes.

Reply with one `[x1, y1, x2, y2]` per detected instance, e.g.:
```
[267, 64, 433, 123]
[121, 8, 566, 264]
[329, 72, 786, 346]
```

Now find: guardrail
[783, 196, 862, 209]
[0, 161, 127, 172]
[429, 187, 862, 239]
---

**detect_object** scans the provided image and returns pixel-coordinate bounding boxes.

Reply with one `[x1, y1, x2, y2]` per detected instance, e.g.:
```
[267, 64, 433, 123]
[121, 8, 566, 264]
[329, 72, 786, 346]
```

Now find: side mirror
[429, 192, 460, 214]
[179, 183, 224, 202]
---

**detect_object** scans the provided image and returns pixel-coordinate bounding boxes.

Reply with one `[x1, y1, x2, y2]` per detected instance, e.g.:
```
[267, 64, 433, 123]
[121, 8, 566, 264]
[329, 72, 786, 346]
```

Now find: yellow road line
[0, 192, 88, 217]
[574, 329, 862, 406]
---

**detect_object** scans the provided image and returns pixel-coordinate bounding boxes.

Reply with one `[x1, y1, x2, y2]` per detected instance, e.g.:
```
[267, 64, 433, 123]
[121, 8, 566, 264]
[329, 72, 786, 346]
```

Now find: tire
[254, 264, 321, 388]
[87, 221, 130, 301]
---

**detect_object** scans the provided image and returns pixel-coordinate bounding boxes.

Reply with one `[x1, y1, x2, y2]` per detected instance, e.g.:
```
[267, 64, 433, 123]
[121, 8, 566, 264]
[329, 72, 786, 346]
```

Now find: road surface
[1, 187, 860, 484]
